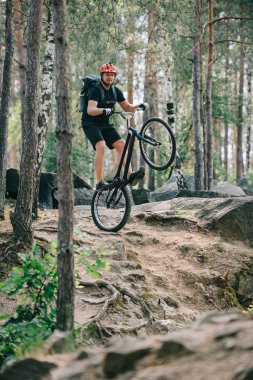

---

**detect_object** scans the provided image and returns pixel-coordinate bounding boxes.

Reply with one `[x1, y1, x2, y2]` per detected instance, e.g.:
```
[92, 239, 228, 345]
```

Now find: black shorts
[83, 124, 121, 150]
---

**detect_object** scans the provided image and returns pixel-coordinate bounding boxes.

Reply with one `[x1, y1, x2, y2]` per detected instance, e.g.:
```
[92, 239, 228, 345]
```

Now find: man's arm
[87, 100, 104, 116]
[118, 100, 140, 113]
[87, 100, 112, 116]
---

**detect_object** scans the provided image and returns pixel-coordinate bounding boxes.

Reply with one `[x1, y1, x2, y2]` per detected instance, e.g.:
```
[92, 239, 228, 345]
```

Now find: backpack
[79, 75, 117, 112]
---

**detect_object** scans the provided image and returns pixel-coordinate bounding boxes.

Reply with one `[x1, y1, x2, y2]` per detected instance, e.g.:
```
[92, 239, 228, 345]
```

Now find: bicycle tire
[139, 118, 176, 170]
[91, 184, 132, 232]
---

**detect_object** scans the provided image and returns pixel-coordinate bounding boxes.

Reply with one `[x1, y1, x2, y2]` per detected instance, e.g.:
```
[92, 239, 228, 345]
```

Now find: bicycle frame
[113, 111, 161, 184]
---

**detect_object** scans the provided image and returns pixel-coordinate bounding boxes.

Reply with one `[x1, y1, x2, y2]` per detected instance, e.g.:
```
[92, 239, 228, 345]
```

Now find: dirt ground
[1, 203, 253, 343]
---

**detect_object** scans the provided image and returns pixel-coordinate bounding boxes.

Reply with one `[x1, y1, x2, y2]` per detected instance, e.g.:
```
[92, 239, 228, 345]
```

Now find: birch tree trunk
[193, 0, 203, 190]
[33, 1, 55, 217]
[11, 0, 43, 246]
[53, 0, 74, 331]
[205, 0, 214, 190]
[0, 0, 14, 219]
[246, 56, 252, 176]
[236, 26, 245, 182]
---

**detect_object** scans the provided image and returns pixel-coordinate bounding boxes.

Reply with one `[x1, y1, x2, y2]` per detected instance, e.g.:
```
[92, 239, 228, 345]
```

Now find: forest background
[0, 0, 253, 190]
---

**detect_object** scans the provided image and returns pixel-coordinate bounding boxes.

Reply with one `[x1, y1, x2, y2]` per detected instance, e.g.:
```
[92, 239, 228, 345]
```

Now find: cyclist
[82, 62, 148, 191]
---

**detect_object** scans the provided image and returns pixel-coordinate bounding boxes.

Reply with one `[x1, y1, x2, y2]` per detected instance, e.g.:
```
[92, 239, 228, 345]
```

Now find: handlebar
[112, 108, 143, 120]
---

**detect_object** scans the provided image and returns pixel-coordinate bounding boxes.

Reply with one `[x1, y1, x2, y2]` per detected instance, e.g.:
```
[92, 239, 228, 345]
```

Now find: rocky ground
[0, 197, 253, 379]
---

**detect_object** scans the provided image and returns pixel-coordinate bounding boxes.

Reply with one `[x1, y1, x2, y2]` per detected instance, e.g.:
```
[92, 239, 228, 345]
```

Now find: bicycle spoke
[91, 185, 131, 232]
[140, 118, 176, 170]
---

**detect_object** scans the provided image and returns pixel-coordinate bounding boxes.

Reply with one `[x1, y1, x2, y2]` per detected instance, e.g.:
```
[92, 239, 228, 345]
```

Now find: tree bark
[205, 0, 214, 190]
[33, 1, 55, 217]
[246, 56, 252, 176]
[13, 0, 26, 133]
[140, 6, 158, 191]
[236, 24, 244, 183]
[193, 0, 203, 190]
[224, 33, 229, 181]
[53, 0, 74, 331]
[11, 0, 43, 246]
[127, 15, 138, 172]
[0, 0, 15, 219]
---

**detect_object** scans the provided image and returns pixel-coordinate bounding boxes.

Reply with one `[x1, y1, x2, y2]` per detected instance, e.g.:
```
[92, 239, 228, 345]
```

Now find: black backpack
[79, 75, 117, 112]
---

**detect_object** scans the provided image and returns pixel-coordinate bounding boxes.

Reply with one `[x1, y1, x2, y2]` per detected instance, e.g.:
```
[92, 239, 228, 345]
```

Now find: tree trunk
[224, 36, 229, 181]
[246, 56, 252, 176]
[205, 0, 214, 190]
[11, 0, 43, 246]
[236, 27, 244, 183]
[13, 0, 26, 133]
[33, 1, 55, 217]
[141, 6, 158, 191]
[0, 5, 3, 98]
[53, 0, 74, 332]
[0, 0, 14, 219]
[193, 0, 203, 190]
[127, 16, 138, 172]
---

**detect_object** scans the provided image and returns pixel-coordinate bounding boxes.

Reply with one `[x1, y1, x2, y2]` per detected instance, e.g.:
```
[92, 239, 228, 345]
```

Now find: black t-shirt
[82, 84, 125, 127]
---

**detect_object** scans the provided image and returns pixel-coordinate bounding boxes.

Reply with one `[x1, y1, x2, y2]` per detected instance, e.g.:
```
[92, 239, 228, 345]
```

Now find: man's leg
[112, 139, 145, 185]
[112, 139, 132, 175]
[95, 140, 107, 184]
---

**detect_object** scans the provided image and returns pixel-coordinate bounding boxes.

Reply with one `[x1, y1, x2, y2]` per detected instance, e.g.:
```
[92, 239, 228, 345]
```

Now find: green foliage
[0, 243, 58, 367]
[76, 244, 110, 279]
[0, 240, 111, 366]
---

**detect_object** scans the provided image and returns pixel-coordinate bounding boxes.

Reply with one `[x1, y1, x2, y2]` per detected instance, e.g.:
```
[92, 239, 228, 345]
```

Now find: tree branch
[215, 39, 253, 46]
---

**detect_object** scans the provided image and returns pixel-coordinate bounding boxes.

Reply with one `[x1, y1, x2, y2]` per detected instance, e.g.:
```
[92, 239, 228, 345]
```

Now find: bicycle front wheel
[91, 185, 131, 232]
[139, 118, 176, 170]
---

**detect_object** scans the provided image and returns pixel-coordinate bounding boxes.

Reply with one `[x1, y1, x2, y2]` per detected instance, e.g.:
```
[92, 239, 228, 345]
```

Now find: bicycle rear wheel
[91, 185, 131, 232]
[139, 118, 176, 170]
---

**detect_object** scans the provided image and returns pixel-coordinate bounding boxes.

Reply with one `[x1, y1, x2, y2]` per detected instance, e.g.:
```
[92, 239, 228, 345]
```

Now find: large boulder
[133, 196, 253, 243]
[132, 189, 150, 205]
[6, 168, 19, 199]
[213, 182, 246, 197]
[150, 189, 230, 202]
[237, 178, 253, 196]
[39, 172, 58, 209]
[1, 311, 253, 380]
[72, 172, 92, 189]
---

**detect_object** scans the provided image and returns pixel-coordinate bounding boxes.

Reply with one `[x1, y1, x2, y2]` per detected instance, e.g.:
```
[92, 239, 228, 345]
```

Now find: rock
[133, 197, 253, 243]
[237, 178, 253, 196]
[150, 189, 230, 202]
[5, 168, 19, 199]
[131, 189, 150, 205]
[73, 188, 94, 206]
[39, 172, 58, 209]
[2, 311, 253, 380]
[213, 182, 246, 197]
[103, 342, 152, 378]
[73, 172, 92, 189]
[0, 358, 57, 380]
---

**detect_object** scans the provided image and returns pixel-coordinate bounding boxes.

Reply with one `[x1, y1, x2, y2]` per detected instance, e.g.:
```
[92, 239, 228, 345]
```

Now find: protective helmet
[100, 63, 117, 75]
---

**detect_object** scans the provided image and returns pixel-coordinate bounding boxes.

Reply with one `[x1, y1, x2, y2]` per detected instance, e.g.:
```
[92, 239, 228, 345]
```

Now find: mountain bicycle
[91, 110, 176, 232]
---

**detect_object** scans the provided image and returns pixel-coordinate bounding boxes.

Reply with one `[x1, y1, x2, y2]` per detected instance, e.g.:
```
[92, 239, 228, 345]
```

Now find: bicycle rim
[139, 118, 176, 170]
[91, 185, 131, 232]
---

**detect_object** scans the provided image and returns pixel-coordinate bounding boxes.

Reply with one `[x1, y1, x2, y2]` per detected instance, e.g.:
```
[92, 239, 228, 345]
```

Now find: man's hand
[139, 102, 149, 111]
[103, 108, 113, 115]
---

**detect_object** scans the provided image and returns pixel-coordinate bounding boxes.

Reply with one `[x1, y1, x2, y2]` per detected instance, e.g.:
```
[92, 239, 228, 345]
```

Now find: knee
[114, 139, 125, 152]
[95, 140, 106, 155]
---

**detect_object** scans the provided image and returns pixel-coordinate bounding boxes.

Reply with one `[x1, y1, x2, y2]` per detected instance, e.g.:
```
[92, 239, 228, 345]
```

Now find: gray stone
[103, 344, 151, 378]
[132, 188, 150, 205]
[213, 182, 246, 197]
[237, 178, 253, 196]
[6, 168, 20, 199]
